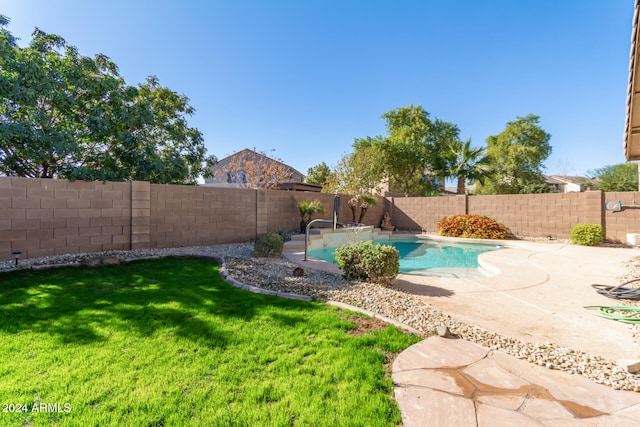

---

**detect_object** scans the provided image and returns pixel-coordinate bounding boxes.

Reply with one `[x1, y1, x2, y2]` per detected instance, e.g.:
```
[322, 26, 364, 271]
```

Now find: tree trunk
[358, 203, 369, 223]
[457, 177, 466, 195]
[348, 198, 358, 223]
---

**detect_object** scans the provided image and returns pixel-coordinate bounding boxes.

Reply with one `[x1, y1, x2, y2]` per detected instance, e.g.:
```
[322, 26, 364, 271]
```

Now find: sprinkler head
[11, 251, 21, 266]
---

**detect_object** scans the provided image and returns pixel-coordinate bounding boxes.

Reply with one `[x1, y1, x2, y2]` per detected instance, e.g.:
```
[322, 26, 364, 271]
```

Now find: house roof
[277, 182, 323, 192]
[625, 0, 640, 160]
[545, 175, 596, 185]
[214, 148, 305, 179]
[544, 176, 565, 185]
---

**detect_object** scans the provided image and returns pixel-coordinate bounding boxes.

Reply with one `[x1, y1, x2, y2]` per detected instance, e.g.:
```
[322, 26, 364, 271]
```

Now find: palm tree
[347, 195, 377, 224]
[297, 200, 326, 232]
[443, 138, 493, 194]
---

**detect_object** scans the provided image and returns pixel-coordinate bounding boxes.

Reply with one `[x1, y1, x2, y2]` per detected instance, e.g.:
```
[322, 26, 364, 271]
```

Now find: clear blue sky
[0, 0, 634, 178]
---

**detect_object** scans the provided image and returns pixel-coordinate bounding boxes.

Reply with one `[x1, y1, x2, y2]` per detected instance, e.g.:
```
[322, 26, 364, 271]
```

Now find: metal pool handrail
[304, 219, 339, 261]
[304, 220, 369, 261]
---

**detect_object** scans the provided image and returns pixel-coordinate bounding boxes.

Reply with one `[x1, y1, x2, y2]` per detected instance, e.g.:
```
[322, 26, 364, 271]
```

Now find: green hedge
[334, 241, 399, 283]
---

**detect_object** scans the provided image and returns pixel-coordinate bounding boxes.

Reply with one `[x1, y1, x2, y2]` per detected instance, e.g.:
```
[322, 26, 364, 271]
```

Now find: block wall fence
[1, 176, 640, 261]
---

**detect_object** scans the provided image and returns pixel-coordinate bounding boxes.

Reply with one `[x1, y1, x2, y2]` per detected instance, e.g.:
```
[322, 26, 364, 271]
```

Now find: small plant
[437, 214, 508, 240]
[570, 224, 604, 246]
[276, 227, 289, 242]
[298, 200, 326, 232]
[255, 233, 284, 257]
[334, 241, 399, 283]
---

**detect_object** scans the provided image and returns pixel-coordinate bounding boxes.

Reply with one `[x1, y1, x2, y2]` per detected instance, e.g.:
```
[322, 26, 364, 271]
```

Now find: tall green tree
[476, 114, 551, 194]
[443, 138, 493, 194]
[322, 149, 380, 223]
[588, 163, 638, 192]
[349, 105, 457, 195]
[0, 16, 213, 184]
[327, 146, 385, 196]
[305, 162, 332, 188]
[430, 118, 462, 180]
[378, 105, 438, 195]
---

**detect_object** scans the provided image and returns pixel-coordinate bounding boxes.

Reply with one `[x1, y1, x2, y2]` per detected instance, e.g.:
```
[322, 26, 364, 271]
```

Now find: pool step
[283, 240, 304, 251]
[376, 230, 393, 239]
[284, 232, 322, 251]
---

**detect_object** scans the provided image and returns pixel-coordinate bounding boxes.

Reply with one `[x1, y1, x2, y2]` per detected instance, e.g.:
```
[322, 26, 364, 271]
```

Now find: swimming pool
[307, 238, 502, 278]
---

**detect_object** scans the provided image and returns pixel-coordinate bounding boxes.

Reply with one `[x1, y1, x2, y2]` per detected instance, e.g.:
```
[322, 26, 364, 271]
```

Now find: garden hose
[591, 278, 640, 300]
[583, 306, 640, 324]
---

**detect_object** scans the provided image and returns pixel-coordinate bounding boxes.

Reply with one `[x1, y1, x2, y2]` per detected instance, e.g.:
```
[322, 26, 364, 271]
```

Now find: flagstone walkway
[393, 336, 640, 426]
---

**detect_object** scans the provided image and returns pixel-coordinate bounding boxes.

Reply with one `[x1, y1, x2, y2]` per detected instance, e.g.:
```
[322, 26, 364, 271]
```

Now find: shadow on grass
[0, 257, 320, 346]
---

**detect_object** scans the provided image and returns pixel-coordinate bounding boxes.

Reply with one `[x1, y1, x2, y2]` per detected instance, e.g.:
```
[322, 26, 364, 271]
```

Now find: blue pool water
[308, 238, 501, 277]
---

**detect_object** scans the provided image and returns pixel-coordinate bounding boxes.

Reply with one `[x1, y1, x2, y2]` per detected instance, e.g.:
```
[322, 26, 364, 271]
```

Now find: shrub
[437, 214, 508, 240]
[255, 233, 284, 257]
[334, 241, 399, 283]
[570, 224, 604, 246]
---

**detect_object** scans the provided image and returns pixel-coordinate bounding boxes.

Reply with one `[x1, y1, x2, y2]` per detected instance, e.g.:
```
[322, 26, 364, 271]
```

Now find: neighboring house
[277, 182, 323, 192]
[544, 175, 596, 193]
[204, 148, 320, 191]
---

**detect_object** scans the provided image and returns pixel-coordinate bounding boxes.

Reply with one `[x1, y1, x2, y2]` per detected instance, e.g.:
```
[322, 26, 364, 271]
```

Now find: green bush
[437, 214, 509, 240]
[334, 241, 399, 283]
[255, 233, 284, 257]
[570, 224, 604, 246]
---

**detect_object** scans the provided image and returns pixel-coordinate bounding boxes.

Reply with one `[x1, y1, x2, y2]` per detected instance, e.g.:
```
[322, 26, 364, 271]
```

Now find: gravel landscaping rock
[2, 241, 639, 392]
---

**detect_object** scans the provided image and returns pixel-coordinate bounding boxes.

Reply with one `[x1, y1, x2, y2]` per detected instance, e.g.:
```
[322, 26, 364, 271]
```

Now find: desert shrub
[334, 241, 399, 283]
[570, 224, 604, 246]
[255, 233, 284, 257]
[437, 214, 508, 240]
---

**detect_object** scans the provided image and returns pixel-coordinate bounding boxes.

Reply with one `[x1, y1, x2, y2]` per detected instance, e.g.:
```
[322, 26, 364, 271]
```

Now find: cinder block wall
[603, 191, 640, 243]
[390, 195, 466, 232]
[3, 176, 640, 261]
[468, 192, 604, 239]
[388, 192, 609, 240]
[149, 184, 257, 248]
[1, 177, 131, 260]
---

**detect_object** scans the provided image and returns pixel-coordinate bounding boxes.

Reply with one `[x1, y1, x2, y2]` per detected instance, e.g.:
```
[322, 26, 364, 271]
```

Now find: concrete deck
[283, 235, 640, 426]
[394, 239, 640, 361]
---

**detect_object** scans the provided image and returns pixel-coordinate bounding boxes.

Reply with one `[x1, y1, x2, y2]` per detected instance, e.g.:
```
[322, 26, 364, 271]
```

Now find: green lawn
[0, 257, 420, 426]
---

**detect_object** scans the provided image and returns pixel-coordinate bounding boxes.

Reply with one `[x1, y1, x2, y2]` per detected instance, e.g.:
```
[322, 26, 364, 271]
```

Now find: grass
[0, 257, 421, 426]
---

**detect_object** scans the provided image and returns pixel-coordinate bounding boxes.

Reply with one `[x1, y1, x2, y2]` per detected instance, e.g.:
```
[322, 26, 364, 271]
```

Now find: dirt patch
[336, 312, 390, 336]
